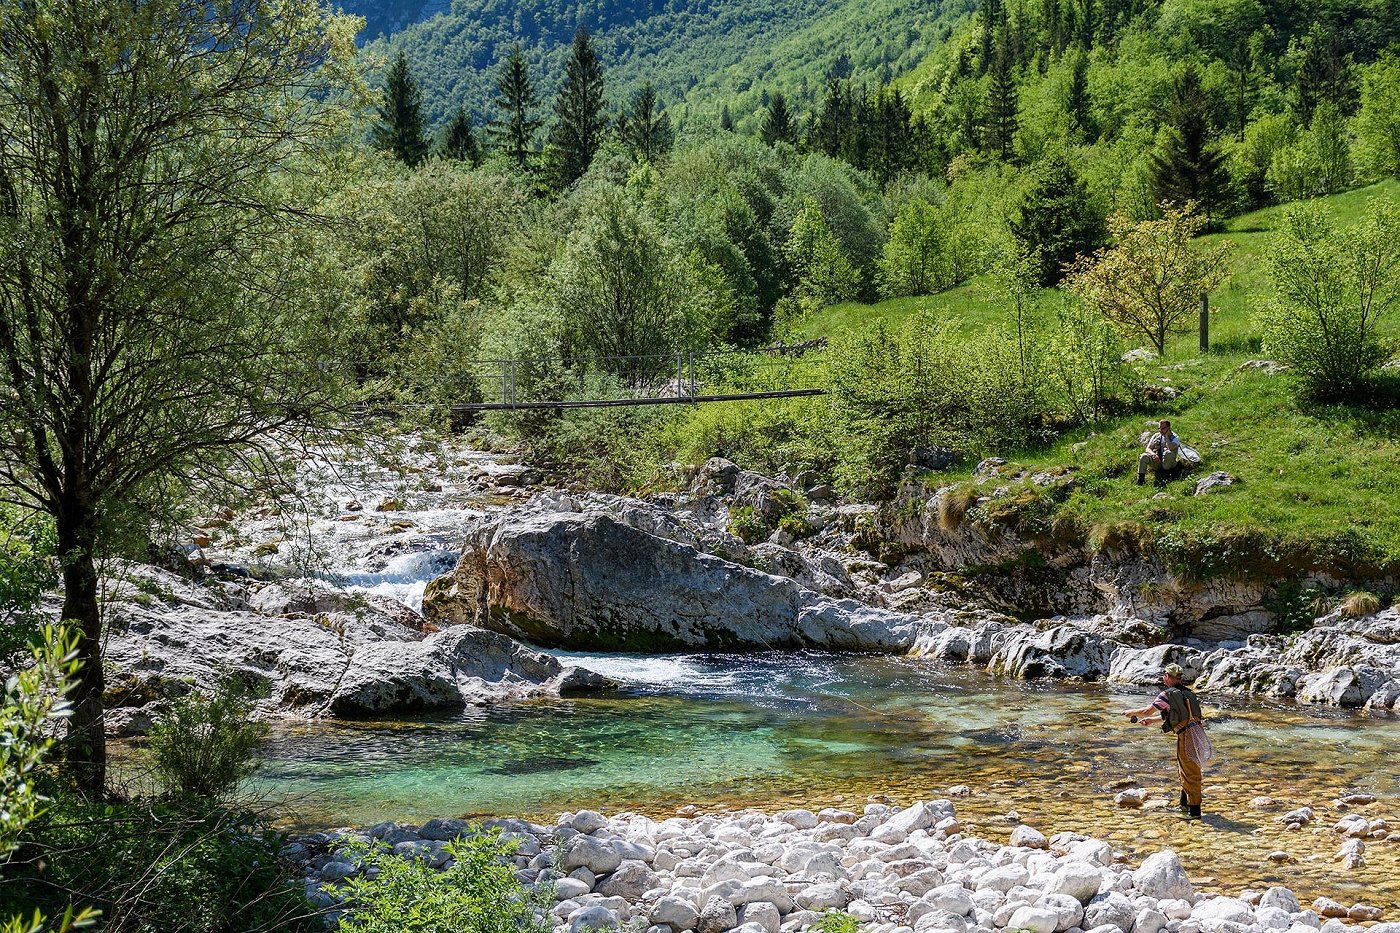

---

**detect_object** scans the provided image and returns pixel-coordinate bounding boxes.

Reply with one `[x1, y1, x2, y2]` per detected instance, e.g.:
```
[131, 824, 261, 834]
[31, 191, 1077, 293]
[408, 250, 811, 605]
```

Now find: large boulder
[327, 626, 605, 716]
[988, 625, 1117, 680]
[423, 509, 926, 651]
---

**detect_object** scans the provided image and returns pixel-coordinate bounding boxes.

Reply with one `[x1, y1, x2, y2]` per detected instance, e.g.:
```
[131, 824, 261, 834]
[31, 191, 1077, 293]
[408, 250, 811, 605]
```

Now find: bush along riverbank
[283, 801, 1400, 933]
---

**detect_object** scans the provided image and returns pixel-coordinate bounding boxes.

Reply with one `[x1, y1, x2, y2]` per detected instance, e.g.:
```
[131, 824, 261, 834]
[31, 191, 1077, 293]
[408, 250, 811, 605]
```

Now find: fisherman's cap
[1163, 663, 1185, 679]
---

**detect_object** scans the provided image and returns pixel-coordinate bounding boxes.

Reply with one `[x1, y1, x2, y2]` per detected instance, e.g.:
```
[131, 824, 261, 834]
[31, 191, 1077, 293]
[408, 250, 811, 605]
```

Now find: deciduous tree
[1261, 201, 1400, 400]
[0, 0, 356, 794]
[1064, 204, 1230, 353]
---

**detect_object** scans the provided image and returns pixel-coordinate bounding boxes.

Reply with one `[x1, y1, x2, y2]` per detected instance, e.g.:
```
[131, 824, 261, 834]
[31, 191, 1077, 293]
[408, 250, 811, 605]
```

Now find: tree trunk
[57, 501, 106, 797]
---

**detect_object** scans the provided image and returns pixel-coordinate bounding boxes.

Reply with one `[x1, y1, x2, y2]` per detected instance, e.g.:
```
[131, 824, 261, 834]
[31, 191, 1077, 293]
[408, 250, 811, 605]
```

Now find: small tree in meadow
[786, 198, 861, 312]
[1064, 203, 1230, 354]
[878, 198, 950, 299]
[1260, 200, 1400, 401]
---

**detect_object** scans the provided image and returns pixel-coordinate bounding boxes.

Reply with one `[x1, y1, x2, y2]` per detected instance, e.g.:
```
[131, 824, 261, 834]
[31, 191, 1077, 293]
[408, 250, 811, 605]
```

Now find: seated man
[1137, 418, 1182, 486]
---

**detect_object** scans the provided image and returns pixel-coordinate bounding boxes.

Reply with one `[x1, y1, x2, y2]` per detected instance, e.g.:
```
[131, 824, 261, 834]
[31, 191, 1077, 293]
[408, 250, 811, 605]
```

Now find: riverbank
[283, 800, 1400, 933]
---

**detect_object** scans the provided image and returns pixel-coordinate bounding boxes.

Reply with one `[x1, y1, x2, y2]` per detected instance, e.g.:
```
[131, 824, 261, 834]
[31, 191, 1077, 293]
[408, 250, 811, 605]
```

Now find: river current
[247, 652, 1400, 908]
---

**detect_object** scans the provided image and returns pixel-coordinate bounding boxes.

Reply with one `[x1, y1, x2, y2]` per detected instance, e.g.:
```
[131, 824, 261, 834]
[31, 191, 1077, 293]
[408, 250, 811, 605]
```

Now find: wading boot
[1178, 792, 1188, 812]
[1188, 804, 1202, 820]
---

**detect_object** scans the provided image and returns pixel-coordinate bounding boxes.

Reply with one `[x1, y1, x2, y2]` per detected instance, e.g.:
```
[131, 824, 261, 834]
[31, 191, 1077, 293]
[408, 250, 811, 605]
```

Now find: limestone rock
[1133, 851, 1193, 901]
[424, 509, 926, 652]
[1193, 472, 1235, 496]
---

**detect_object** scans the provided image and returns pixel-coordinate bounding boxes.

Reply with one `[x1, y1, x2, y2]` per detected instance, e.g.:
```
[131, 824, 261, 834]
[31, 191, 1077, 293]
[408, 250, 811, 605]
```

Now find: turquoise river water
[243, 652, 1400, 907]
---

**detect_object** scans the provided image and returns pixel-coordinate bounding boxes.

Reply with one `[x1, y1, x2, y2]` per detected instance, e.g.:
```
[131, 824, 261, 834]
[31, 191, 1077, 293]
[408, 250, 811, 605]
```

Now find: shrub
[2, 627, 78, 859]
[2, 793, 309, 933]
[148, 677, 270, 800]
[334, 831, 550, 933]
[1260, 200, 1400, 401]
[729, 506, 768, 544]
[814, 911, 862, 933]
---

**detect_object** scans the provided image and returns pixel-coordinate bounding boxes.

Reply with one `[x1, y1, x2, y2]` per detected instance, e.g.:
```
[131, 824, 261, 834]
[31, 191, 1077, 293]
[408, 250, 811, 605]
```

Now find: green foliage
[2, 794, 311, 933]
[1047, 300, 1137, 423]
[1011, 153, 1105, 286]
[878, 199, 951, 299]
[729, 506, 769, 544]
[761, 93, 799, 146]
[786, 198, 862, 313]
[148, 677, 271, 800]
[439, 107, 482, 164]
[1260, 199, 1400, 401]
[1264, 579, 1323, 636]
[547, 28, 608, 191]
[617, 84, 674, 164]
[1354, 55, 1400, 182]
[814, 910, 863, 933]
[0, 509, 55, 669]
[333, 831, 551, 933]
[1150, 63, 1232, 221]
[488, 43, 543, 172]
[1266, 103, 1353, 203]
[1, 627, 78, 860]
[374, 51, 431, 167]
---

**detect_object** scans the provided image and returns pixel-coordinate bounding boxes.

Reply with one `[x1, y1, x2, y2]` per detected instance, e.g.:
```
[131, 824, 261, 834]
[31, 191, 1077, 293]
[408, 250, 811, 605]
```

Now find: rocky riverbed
[284, 800, 1398, 933]
[93, 436, 1400, 730]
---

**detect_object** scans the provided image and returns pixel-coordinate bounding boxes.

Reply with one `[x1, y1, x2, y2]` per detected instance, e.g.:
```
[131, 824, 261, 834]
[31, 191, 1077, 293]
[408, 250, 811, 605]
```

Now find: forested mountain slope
[358, 0, 971, 126]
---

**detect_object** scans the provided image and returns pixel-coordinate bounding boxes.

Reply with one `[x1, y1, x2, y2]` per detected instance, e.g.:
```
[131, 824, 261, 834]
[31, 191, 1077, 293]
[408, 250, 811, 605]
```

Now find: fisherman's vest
[1161, 686, 1203, 734]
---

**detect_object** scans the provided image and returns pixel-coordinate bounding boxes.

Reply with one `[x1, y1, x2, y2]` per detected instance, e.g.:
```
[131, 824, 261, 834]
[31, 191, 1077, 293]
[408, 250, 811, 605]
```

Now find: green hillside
[364, 0, 971, 126]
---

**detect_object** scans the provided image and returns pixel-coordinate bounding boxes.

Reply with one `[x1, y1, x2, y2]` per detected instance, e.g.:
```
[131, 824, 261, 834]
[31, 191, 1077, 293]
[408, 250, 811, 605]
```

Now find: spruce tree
[1294, 25, 1357, 121]
[984, 24, 1019, 160]
[489, 43, 542, 172]
[1011, 153, 1105, 285]
[720, 103, 735, 132]
[811, 76, 854, 158]
[547, 28, 607, 190]
[439, 106, 481, 164]
[617, 83, 674, 163]
[761, 92, 798, 145]
[1066, 50, 1096, 142]
[372, 51, 430, 167]
[1150, 63, 1231, 220]
[869, 86, 916, 183]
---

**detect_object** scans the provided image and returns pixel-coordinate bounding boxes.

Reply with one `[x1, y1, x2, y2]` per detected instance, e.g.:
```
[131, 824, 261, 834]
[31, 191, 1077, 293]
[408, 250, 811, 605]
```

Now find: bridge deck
[452, 388, 827, 412]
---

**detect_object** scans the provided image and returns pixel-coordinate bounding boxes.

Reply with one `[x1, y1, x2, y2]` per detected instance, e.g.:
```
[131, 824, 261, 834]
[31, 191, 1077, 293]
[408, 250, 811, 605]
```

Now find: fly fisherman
[1121, 663, 1213, 819]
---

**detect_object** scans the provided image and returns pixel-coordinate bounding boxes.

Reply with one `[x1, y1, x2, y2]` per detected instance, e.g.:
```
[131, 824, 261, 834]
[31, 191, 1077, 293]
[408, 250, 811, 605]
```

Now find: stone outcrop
[422, 506, 931, 652]
[99, 562, 610, 734]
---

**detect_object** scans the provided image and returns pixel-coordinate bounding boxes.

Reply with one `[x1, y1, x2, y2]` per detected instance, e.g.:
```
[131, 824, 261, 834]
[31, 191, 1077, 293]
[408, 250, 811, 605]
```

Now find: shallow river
[247, 652, 1400, 908]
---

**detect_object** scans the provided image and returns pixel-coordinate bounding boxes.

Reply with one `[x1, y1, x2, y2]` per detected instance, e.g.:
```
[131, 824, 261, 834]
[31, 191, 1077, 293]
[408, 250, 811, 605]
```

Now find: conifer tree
[761, 92, 798, 145]
[1150, 63, 1230, 220]
[868, 86, 916, 183]
[1294, 25, 1357, 121]
[547, 27, 608, 190]
[617, 83, 674, 163]
[439, 106, 481, 164]
[811, 77, 855, 159]
[1012, 153, 1105, 285]
[1066, 50, 1096, 141]
[985, 24, 1019, 160]
[489, 43, 542, 171]
[373, 51, 430, 167]
[720, 103, 735, 132]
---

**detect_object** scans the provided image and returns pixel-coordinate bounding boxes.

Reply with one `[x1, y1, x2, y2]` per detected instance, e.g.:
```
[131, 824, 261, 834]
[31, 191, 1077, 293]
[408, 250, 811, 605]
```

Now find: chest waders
[1162, 686, 1209, 817]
